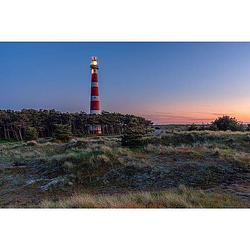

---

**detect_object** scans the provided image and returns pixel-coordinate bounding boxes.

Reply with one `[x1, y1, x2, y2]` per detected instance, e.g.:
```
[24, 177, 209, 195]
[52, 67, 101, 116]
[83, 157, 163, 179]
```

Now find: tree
[247, 124, 250, 131]
[211, 116, 244, 131]
[0, 109, 152, 140]
[25, 127, 38, 141]
[121, 119, 148, 147]
[53, 124, 72, 142]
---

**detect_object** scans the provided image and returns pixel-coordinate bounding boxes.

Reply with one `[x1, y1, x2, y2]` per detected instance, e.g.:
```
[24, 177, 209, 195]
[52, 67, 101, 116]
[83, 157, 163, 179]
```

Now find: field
[0, 130, 249, 208]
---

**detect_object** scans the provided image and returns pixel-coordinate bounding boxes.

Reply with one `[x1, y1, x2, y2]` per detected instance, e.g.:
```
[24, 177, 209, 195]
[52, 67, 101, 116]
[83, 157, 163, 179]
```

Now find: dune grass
[1, 132, 249, 208]
[41, 186, 245, 208]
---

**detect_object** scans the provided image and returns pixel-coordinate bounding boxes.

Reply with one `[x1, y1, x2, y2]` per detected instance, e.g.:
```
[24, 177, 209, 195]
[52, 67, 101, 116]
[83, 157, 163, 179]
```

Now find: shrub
[188, 123, 198, 131]
[26, 140, 38, 146]
[25, 127, 38, 141]
[53, 124, 72, 142]
[211, 116, 244, 131]
[121, 134, 146, 147]
[121, 122, 147, 147]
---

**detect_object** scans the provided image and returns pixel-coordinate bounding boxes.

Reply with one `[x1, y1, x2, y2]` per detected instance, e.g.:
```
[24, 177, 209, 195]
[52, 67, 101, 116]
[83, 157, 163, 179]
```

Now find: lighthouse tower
[89, 56, 102, 135]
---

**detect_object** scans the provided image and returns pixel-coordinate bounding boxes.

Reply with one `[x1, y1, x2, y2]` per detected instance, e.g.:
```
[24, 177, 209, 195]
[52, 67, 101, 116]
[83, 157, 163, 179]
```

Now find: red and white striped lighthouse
[89, 56, 102, 135]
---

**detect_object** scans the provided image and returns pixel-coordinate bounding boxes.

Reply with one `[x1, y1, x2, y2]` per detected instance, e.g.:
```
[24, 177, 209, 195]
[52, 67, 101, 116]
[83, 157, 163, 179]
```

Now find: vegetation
[157, 130, 250, 149]
[121, 119, 148, 147]
[25, 126, 39, 141]
[211, 115, 244, 131]
[0, 109, 152, 141]
[53, 124, 72, 142]
[186, 116, 246, 132]
[0, 113, 249, 208]
[41, 186, 244, 208]
[188, 123, 199, 131]
[0, 129, 249, 208]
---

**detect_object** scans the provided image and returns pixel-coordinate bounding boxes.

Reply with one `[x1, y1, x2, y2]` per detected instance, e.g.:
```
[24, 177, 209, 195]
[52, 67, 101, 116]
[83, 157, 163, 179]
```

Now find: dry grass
[0, 140, 64, 164]
[1, 133, 249, 208]
[145, 143, 250, 168]
[144, 143, 209, 159]
[213, 148, 250, 168]
[40, 186, 245, 208]
[31, 138, 138, 186]
[159, 130, 250, 148]
[144, 144, 175, 154]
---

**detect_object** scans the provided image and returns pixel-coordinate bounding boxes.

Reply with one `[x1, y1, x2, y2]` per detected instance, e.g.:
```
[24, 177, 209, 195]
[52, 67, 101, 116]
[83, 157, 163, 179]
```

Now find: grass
[144, 143, 250, 169]
[0, 139, 15, 144]
[213, 148, 250, 168]
[0, 140, 65, 164]
[1, 132, 249, 208]
[155, 130, 250, 152]
[40, 185, 245, 208]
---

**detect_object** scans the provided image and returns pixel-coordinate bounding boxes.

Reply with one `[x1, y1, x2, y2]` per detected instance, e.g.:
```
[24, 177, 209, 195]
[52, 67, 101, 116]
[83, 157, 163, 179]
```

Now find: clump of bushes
[53, 124, 72, 142]
[188, 123, 199, 131]
[121, 121, 147, 147]
[25, 127, 38, 141]
[210, 116, 244, 131]
[185, 116, 245, 132]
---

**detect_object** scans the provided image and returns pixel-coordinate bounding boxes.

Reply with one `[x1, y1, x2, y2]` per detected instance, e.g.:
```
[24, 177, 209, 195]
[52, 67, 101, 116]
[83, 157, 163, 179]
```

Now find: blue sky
[1, 42, 250, 124]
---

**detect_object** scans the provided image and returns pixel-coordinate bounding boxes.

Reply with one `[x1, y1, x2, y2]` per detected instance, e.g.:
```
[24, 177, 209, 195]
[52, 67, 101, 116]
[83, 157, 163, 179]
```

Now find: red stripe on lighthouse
[91, 73, 98, 82]
[91, 101, 100, 110]
[91, 87, 99, 96]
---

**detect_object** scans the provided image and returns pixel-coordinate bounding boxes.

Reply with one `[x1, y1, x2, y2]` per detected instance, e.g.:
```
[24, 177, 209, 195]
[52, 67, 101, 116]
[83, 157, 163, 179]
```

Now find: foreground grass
[1, 133, 249, 208]
[41, 186, 245, 208]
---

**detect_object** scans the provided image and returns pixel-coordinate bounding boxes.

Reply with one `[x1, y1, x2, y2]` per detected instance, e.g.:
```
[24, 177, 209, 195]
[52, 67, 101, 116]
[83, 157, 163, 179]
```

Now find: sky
[0, 42, 250, 124]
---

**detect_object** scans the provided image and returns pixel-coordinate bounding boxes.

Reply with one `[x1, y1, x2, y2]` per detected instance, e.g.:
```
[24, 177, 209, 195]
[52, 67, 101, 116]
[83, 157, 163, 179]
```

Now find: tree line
[0, 109, 153, 141]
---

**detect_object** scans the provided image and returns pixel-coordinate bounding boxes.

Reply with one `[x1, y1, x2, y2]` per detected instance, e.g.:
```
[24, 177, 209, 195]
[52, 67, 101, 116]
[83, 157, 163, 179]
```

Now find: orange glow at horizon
[140, 112, 250, 125]
[135, 99, 250, 124]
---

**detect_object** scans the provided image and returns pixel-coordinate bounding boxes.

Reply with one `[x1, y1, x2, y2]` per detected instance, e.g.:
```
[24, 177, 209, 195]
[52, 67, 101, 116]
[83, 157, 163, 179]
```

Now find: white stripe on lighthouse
[91, 82, 99, 87]
[91, 96, 99, 101]
[90, 109, 101, 114]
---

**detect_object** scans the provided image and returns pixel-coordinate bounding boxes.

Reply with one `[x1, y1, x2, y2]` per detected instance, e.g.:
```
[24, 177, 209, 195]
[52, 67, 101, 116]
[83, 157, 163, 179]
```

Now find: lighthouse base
[89, 124, 102, 135]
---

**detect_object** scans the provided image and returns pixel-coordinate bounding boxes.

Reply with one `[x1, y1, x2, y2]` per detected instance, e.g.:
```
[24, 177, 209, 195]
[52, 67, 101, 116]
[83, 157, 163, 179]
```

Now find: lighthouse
[89, 56, 102, 135]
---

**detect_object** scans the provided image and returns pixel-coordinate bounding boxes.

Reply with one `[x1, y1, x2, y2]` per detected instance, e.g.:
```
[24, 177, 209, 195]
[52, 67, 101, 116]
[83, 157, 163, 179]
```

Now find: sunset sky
[1, 42, 250, 124]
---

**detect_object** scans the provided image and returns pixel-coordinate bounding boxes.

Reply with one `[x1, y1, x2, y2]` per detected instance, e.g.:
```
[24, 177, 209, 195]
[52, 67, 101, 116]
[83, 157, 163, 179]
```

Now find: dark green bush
[121, 134, 146, 147]
[53, 124, 72, 142]
[210, 116, 244, 131]
[121, 121, 147, 147]
[188, 124, 198, 131]
[25, 127, 38, 141]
